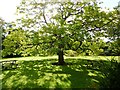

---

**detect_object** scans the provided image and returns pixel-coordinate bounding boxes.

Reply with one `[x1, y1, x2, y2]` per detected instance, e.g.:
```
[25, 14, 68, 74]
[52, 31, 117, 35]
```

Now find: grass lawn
[0, 56, 119, 89]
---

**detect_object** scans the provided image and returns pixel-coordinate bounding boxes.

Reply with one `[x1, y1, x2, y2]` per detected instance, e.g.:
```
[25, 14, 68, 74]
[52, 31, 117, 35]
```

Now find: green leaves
[2, 28, 30, 57]
[1, 0, 118, 57]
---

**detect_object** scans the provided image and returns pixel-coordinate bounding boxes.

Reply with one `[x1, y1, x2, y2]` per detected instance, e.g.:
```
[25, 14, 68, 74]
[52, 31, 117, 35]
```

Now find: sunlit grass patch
[1, 56, 119, 89]
[1, 56, 119, 61]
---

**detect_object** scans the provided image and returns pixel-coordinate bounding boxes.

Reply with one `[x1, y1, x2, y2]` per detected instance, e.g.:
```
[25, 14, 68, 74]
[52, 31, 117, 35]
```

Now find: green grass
[0, 56, 119, 89]
[1, 56, 119, 61]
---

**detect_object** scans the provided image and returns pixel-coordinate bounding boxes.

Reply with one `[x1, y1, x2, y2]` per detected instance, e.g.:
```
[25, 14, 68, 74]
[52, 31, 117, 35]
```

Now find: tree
[0, 17, 7, 58]
[0, 18, 5, 47]
[2, 28, 28, 57]
[16, 0, 116, 65]
[104, 10, 120, 56]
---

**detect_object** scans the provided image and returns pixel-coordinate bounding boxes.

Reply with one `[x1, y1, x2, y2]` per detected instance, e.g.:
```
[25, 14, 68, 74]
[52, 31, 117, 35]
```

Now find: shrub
[99, 58, 120, 88]
[65, 50, 78, 57]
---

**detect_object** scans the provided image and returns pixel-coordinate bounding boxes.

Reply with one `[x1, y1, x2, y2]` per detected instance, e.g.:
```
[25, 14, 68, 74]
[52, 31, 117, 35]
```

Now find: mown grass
[1, 56, 119, 61]
[0, 56, 119, 89]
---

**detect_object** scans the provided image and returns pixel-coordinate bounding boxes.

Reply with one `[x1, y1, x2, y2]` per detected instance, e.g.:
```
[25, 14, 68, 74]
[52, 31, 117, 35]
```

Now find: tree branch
[88, 17, 117, 32]
[42, 8, 48, 25]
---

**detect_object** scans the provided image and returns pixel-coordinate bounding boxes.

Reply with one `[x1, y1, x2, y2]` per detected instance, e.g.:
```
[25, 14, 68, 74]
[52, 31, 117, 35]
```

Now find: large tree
[16, 0, 117, 65]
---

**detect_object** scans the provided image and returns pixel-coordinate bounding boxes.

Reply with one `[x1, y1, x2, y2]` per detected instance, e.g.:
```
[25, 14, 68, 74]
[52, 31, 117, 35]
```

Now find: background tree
[2, 27, 29, 57]
[0, 18, 6, 49]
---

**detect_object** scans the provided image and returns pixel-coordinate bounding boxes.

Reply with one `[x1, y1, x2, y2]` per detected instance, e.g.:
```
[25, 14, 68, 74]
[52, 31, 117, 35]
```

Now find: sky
[0, 0, 120, 22]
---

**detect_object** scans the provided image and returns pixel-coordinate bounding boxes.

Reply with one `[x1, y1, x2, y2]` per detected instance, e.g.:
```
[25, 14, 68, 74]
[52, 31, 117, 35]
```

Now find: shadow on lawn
[1, 59, 108, 89]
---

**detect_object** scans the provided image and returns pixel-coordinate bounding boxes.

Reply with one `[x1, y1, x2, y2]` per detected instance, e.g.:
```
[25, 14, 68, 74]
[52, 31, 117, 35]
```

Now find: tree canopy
[2, 0, 120, 64]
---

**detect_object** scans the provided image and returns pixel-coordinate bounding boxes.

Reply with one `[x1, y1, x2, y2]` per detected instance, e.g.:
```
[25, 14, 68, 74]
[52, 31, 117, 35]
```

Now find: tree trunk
[57, 35, 65, 65]
[58, 49, 65, 65]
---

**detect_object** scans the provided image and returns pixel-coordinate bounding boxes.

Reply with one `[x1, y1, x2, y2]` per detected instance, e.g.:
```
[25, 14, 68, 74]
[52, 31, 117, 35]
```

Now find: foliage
[2, 28, 31, 57]
[0, 18, 6, 51]
[109, 39, 120, 56]
[15, 0, 119, 58]
[65, 50, 78, 57]
[1, 0, 120, 58]
[99, 57, 120, 88]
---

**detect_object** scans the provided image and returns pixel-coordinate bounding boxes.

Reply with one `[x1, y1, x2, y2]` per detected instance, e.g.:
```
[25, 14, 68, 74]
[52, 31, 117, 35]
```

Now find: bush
[65, 50, 78, 57]
[99, 58, 120, 88]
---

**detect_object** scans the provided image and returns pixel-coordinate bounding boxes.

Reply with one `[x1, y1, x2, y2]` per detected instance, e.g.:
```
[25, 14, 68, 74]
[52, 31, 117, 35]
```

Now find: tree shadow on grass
[53, 65, 92, 88]
[1, 58, 110, 89]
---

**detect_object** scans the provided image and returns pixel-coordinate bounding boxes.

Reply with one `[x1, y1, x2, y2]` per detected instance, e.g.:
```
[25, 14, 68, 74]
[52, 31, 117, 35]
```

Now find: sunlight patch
[88, 72, 97, 76]
[15, 75, 28, 86]
[5, 75, 16, 88]
[36, 73, 71, 88]
[91, 79, 99, 83]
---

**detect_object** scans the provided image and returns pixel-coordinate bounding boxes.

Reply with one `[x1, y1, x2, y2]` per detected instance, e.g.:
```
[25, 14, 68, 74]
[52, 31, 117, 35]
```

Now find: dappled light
[1, 0, 120, 89]
[1, 58, 114, 89]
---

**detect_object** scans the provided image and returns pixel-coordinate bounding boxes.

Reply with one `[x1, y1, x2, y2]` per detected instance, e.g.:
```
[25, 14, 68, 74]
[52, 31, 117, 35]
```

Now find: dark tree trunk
[56, 35, 66, 65]
[58, 49, 65, 65]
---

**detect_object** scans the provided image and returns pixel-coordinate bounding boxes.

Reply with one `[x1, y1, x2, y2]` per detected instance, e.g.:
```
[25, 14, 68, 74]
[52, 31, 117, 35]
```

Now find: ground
[0, 56, 119, 89]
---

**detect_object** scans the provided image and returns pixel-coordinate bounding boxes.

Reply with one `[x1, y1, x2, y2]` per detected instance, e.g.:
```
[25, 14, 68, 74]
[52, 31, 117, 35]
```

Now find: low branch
[61, 3, 85, 22]
[26, 40, 56, 46]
